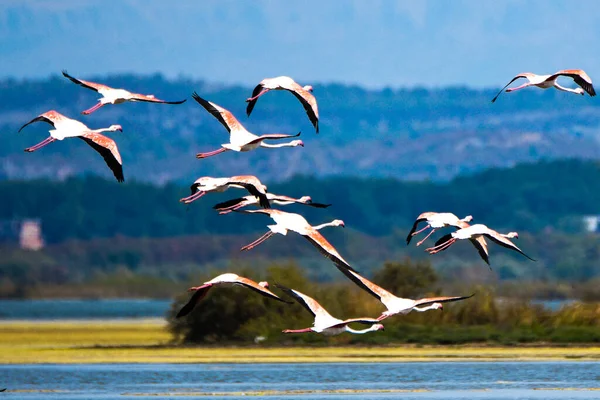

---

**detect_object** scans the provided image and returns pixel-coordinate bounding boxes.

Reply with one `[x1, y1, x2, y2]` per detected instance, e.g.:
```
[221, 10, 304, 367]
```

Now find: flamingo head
[298, 196, 312, 203]
[332, 219, 345, 228]
[433, 302, 443, 311]
[292, 140, 304, 147]
[303, 85, 313, 92]
[373, 324, 385, 331]
[574, 88, 585, 95]
[109, 124, 123, 132]
[258, 281, 269, 288]
[506, 232, 519, 239]
[462, 215, 473, 222]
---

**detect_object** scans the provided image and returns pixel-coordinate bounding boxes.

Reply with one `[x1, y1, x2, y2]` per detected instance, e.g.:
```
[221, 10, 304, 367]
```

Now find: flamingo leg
[426, 238, 456, 254]
[282, 327, 313, 334]
[416, 228, 436, 246]
[377, 314, 390, 321]
[179, 191, 206, 204]
[218, 204, 244, 215]
[505, 83, 532, 93]
[24, 137, 56, 152]
[411, 224, 431, 237]
[246, 89, 269, 102]
[196, 148, 228, 159]
[240, 231, 274, 251]
[81, 102, 105, 115]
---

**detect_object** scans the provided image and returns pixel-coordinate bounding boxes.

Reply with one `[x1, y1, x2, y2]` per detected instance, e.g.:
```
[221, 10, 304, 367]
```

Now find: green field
[1, 320, 600, 364]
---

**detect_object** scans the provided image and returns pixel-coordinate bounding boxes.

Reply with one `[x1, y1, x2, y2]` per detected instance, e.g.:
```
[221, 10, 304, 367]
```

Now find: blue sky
[2, 0, 600, 88]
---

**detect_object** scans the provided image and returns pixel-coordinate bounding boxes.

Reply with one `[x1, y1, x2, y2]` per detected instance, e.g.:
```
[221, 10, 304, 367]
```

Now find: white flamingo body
[334, 266, 473, 320]
[62, 71, 186, 114]
[237, 209, 353, 271]
[406, 212, 473, 246]
[18, 110, 125, 182]
[213, 194, 330, 214]
[276, 284, 384, 336]
[426, 223, 535, 265]
[246, 76, 320, 133]
[191, 92, 303, 159]
[180, 175, 270, 208]
[176, 273, 289, 318]
[492, 69, 596, 102]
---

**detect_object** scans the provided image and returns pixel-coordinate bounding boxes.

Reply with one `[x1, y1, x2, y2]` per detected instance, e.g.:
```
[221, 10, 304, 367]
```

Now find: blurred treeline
[168, 261, 600, 345]
[2, 159, 600, 297]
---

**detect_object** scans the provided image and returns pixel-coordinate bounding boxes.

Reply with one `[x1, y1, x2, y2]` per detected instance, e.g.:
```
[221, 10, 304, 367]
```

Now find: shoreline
[1, 320, 600, 364]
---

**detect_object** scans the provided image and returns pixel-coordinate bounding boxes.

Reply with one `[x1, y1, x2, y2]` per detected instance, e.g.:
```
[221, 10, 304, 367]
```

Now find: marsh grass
[1, 320, 600, 364]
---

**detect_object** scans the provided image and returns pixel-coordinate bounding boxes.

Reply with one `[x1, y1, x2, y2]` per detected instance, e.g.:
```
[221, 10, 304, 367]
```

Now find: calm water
[0, 299, 172, 320]
[0, 299, 575, 320]
[0, 362, 598, 399]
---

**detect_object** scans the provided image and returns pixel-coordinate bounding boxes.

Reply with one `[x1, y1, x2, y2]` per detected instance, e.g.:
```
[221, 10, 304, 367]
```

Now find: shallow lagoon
[1, 361, 599, 399]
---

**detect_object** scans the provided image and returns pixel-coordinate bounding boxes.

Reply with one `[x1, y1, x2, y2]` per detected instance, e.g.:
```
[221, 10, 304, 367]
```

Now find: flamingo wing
[334, 266, 393, 303]
[246, 132, 301, 145]
[549, 70, 596, 96]
[212, 197, 248, 210]
[79, 132, 124, 183]
[62, 70, 110, 92]
[192, 92, 242, 133]
[226, 178, 270, 209]
[303, 229, 357, 272]
[129, 93, 187, 104]
[290, 89, 320, 133]
[245, 83, 267, 116]
[484, 232, 536, 261]
[275, 284, 334, 320]
[413, 293, 475, 308]
[491, 74, 529, 103]
[469, 237, 490, 265]
[406, 217, 427, 244]
[235, 277, 291, 303]
[175, 285, 212, 318]
[18, 115, 55, 132]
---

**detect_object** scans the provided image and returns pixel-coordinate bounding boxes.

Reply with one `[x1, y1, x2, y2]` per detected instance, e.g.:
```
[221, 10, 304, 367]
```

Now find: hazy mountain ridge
[2, 74, 600, 183]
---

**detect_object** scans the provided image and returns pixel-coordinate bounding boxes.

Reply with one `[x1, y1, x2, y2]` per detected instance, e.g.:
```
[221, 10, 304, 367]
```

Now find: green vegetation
[168, 261, 600, 345]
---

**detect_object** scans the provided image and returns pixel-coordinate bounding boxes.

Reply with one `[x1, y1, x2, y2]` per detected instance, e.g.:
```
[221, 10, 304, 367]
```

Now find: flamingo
[62, 70, 186, 114]
[406, 212, 473, 246]
[191, 93, 304, 159]
[236, 209, 353, 271]
[333, 266, 473, 321]
[213, 193, 331, 214]
[246, 76, 320, 133]
[18, 110, 124, 182]
[179, 175, 270, 208]
[425, 223, 535, 265]
[176, 273, 290, 318]
[276, 284, 384, 335]
[491, 69, 596, 103]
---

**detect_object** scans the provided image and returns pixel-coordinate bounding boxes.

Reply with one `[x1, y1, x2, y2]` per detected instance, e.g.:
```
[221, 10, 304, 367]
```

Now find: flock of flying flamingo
[15, 68, 596, 336]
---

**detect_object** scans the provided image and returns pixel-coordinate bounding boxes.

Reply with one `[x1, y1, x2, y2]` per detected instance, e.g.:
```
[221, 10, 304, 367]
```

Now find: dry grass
[1, 320, 600, 364]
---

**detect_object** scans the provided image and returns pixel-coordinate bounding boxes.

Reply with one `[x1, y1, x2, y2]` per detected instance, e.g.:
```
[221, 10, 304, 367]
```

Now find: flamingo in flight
[425, 223, 535, 265]
[191, 92, 304, 159]
[333, 265, 473, 321]
[179, 175, 270, 208]
[236, 209, 353, 271]
[18, 110, 125, 182]
[276, 284, 384, 336]
[176, 273, 290, 318]
[246, 76, 320, 133]
[491, 69, 596, 103]
[213, 193, 330, 214]
[62, 70, 186, 114]
[406, 212, 473, 246]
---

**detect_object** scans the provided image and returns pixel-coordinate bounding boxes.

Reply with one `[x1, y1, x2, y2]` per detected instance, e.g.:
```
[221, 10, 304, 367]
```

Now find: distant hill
[1, 74, 600, 183]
